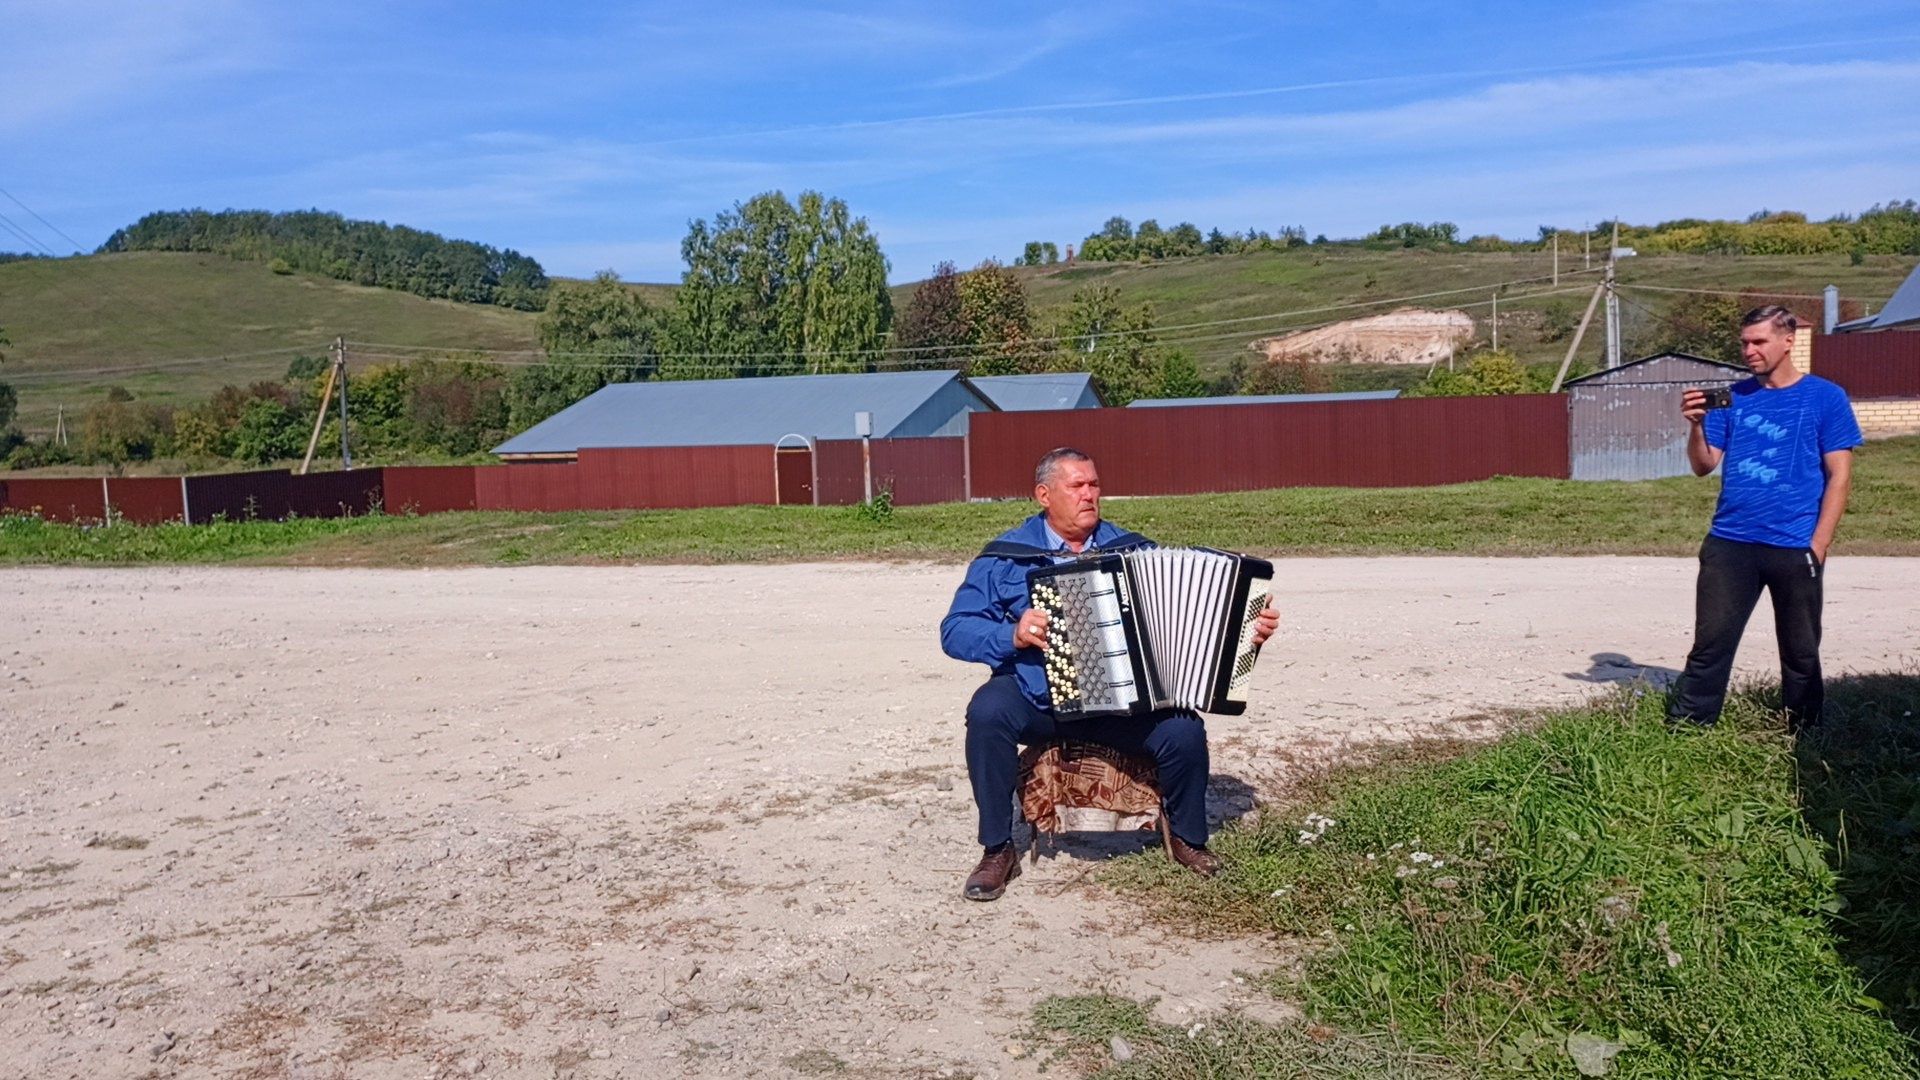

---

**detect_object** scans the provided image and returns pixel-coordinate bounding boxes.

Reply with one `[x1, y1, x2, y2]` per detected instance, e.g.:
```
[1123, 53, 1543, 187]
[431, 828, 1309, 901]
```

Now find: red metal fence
[2, 478, 109, 522]
[968, 396, 1570, 498]
[106, 477, 186, 525]
[578, 446, 777, 509]
[4, 395, 1591, 525]
[385, 466, 477, 515]
[814, 437, 968, 506]
[1817, 333, 1920, 398]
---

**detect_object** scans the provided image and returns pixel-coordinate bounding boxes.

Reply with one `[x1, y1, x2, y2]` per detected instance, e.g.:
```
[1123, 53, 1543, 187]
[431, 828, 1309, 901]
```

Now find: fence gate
[774, 444, 814, 506]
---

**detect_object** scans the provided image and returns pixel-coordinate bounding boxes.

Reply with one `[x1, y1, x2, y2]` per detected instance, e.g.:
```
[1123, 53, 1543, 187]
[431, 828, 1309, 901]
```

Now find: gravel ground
[3, 557, 1916, 1079]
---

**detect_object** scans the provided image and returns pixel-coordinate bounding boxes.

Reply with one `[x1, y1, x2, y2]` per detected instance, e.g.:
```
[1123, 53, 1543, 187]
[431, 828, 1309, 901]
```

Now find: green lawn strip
[3, 435, 1917, 566]
[1049, 679, 1920, 1078]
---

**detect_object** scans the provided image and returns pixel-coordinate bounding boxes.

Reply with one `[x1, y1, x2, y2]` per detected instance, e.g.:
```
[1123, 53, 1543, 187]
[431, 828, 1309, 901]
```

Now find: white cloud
[0, 0, 270, 133]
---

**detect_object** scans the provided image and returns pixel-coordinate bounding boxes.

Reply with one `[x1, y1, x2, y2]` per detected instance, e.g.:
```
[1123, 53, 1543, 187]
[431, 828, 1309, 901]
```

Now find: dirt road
[4, 558, 1916, 1078]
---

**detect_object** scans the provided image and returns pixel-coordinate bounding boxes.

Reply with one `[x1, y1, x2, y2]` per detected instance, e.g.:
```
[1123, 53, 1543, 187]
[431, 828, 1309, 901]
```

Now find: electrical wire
[0, 186, 86, 254]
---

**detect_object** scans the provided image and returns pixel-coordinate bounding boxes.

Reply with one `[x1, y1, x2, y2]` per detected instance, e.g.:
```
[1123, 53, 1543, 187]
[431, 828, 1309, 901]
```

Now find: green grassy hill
[1, 252, 540, 434]
[6, 246, 1912, 438]
[995, 248, 1918, 380]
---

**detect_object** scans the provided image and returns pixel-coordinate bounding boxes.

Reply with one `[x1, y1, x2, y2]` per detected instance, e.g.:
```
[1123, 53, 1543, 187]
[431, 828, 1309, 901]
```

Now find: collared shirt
[1041, 520, 1095, 562]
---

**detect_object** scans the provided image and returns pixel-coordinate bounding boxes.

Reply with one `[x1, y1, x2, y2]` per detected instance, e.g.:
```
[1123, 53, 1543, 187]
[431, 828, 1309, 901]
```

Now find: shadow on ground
[1795, 671, 1920, 1040]
[1567, 651, 1680, 686]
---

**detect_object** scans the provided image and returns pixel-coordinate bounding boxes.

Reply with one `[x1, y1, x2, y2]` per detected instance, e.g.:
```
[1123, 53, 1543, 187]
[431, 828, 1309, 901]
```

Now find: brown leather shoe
[963, 845, 1021, 901]
[1165, 833, 1222, 878]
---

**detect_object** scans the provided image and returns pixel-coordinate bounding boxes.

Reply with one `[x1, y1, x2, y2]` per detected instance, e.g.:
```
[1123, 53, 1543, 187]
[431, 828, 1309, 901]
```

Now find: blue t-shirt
[1704, 374, 1862, 548]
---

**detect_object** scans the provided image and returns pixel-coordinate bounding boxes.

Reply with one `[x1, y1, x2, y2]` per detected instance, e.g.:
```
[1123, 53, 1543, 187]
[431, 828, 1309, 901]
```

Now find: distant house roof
[492, 370, 996, 458]
[1127, 389, 1402, 408]
[1835, 262, 1920, 331]
[1562, 352, 1747, 386]
[967, 373, 1104, 411]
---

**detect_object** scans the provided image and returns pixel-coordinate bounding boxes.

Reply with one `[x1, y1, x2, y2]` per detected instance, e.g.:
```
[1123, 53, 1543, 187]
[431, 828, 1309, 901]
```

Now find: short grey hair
[1741, 304, 1799, 333]
[1034, 446, 1092, 487]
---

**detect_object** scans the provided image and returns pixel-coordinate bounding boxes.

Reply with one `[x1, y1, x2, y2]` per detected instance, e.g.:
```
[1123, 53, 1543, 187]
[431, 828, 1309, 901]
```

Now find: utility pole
[298, 337, 351, 474]
[1552, 232, 1559, 286]
[54, 406, 67, 446]
[1549, 282, 1606, 393]
[1604, 222, 1621, 370]
[1491, 290, 1499, 352]
[336, 337, 353, 470]
[1584, 224, 1591, 270]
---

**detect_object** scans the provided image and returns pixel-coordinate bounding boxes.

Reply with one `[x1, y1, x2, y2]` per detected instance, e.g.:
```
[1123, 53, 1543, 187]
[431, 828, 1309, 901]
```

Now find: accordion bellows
[1028, 546, 1274, 720]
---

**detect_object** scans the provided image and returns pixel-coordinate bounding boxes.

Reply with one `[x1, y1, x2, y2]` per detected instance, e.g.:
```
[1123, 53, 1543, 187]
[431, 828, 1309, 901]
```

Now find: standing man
[1667, 305, 1863, 730]
[940, 447, 1280, 901]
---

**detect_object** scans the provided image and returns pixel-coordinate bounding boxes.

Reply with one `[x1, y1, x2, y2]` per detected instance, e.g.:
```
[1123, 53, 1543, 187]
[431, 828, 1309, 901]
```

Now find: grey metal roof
[1836, 262, 1920, 331]
[492, 370, 993, 456]
[1562, 352, 1747, 386]
[967, 373, 1102, 411]
[1127, 389, 1402, 407]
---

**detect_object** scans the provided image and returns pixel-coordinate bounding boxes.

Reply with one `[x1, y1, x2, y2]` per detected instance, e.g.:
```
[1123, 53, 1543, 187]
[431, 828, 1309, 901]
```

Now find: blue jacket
[939, 513, 1151, 708]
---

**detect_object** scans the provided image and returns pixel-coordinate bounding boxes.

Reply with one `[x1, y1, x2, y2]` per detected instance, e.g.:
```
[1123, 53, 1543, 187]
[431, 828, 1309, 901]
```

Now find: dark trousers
[1668, 535, 1826, 727]
[965, 674, 1210, 849]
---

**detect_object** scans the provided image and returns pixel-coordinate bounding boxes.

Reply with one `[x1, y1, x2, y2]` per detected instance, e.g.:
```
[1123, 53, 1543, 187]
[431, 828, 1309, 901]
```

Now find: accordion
[1028, 547, 1274, 720]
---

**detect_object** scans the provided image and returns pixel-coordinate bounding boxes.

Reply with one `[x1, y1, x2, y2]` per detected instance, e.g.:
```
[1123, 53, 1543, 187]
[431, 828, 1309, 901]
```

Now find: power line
[354, 265, 1601, 363]
[1616, 282, 1891, 303]
[0, 186, 86, 254]
[5, 344, 324, 383]
[343, 284, 1600, 375]
[0, 210, 58, 257]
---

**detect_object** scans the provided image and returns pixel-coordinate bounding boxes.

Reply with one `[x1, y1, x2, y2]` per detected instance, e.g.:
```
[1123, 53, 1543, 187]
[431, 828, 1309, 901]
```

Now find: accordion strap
[977, 529, 1153, 562]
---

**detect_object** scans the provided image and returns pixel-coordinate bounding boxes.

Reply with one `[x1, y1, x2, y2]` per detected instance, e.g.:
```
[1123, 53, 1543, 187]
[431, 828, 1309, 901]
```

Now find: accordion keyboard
[1031, 572, 1139, 714]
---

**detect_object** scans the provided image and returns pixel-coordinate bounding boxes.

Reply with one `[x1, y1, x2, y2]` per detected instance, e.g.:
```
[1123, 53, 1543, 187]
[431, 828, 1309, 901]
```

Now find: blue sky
[6, 1, 1920, 283]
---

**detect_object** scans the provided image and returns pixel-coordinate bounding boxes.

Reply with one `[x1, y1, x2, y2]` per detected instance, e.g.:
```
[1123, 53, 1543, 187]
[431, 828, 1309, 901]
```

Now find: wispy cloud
[0, 0, 269, 133]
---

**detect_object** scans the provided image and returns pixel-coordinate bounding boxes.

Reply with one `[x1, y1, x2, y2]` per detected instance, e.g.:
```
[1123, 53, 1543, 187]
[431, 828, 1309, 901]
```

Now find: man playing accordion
[939, 447, 1281, 901]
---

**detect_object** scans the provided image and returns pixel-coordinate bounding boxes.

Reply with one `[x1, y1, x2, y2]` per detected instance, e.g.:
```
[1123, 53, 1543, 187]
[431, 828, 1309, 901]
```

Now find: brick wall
[1854, 397, 1920, 438]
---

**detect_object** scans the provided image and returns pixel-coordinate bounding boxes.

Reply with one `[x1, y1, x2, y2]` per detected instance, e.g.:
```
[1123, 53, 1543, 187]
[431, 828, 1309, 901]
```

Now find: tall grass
[1035, 679, 1920, 1078]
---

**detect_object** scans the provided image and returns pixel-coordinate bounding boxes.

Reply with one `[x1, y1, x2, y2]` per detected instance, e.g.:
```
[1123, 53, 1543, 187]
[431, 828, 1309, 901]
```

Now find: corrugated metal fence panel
[288, 469, 385, 519]
[968, 397, 1569, 498]
[1570, 377, 1741, 482]
[576, 446, 776, 509]
[473, 462, 582, 512]
[184, 470, 291, 524]
[106, 477, 185, 524]
[2, 478, 109, 522]
[1817, 333, 1920, 398]
[384, 466, 477, 515]
[815, 437, 968, 505]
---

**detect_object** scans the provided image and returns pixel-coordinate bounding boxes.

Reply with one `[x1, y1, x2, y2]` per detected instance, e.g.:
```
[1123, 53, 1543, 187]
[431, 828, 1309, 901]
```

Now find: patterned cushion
[1017, 739, 1162, 835]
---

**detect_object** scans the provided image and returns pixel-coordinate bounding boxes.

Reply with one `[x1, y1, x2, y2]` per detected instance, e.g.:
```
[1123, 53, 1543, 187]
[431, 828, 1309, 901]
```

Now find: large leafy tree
[665, 191, 891, 379]
[508, 271, 660, 428]
[956, 260, 1038, 376]
[1050, 286, 1161, 405]
[894, 262, 971, 368]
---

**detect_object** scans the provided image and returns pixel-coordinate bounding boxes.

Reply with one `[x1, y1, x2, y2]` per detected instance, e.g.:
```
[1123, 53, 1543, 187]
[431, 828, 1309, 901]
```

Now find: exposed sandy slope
[4, 559, 1917, 1079]
[1252, 307, 1475, 366]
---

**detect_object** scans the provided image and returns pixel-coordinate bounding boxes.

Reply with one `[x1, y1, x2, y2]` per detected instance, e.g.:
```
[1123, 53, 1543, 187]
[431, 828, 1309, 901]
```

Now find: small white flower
[1269, 886, 1291, 897]
[1395, 865, 1416, 878]
[1365, 853, 1377, 862]
[1186, 1023, 1205, 1039]
[1430, 860, 1445, 869]
[1410, 851, 1433, 864]
[1296, 830, 1319, 845]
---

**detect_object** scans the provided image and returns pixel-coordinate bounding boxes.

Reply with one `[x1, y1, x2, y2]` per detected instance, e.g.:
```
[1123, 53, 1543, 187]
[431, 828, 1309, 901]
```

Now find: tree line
[100, 209, 552, 310]
[1031, 201, 1919, 265]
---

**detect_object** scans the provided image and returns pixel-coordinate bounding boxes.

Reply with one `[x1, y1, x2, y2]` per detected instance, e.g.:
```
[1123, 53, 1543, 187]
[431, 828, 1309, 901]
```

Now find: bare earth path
[4, 558, 1917, 1079]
